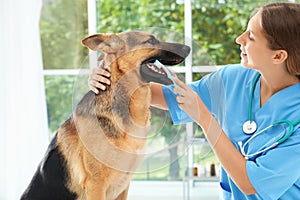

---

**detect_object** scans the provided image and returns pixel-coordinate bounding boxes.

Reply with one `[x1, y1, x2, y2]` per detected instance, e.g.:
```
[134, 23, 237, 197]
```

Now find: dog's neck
[108, 60, 146, 93]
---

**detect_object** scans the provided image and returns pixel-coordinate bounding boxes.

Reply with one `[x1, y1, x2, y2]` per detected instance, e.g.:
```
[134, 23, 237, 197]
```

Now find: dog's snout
[182, 45, 191, 58]
[175, 44, 190, 59]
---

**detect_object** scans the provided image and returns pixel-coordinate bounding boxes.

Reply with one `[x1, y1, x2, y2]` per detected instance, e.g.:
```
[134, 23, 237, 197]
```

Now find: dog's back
[21, 134, 77, 200]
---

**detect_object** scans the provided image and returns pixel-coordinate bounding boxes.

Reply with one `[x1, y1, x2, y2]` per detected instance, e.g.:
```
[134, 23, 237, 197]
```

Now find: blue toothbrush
[154, 60, 178, 87]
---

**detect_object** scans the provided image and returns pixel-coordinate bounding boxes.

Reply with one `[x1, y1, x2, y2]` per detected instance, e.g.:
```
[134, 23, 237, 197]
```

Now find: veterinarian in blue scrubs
[90, 2, 300, 199]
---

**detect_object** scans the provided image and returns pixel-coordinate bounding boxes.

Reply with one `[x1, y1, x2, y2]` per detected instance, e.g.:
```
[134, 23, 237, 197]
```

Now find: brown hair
[257, 3, 300, 78]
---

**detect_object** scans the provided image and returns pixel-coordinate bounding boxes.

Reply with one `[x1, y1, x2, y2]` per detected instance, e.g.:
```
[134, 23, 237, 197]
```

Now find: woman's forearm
[150, 83, 168, 110]
[196, 97, 256, 194]
[150, 80, 256, 194]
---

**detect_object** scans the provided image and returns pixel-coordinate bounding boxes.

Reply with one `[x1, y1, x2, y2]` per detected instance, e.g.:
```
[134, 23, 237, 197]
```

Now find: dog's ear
[81, 33, 125, 53]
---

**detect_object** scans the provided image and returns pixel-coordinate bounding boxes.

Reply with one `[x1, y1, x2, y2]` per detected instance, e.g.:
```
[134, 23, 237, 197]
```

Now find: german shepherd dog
[21, 31, 190, 200]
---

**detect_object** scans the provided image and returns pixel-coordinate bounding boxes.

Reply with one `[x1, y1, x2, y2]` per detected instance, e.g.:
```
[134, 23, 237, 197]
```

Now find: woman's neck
[260, 73, 299, 107]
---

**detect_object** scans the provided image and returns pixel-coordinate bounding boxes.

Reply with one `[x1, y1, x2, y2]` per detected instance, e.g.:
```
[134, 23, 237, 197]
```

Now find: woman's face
[235, 12, 276, 71]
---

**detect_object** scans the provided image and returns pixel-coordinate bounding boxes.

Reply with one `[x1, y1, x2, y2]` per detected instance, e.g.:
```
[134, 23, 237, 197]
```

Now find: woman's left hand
[173, 77, 203, 124]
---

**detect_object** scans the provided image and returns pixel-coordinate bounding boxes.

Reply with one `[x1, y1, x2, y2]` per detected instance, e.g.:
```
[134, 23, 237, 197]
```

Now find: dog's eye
[145, 37, 159, 45]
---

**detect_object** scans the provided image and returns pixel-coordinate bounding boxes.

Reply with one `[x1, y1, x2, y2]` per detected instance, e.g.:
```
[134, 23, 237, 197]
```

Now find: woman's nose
[235, 35, 242, 45]
[235, 32, 246, 45]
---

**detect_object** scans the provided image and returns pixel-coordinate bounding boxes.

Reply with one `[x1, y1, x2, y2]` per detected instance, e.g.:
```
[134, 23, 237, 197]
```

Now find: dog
[21, 31, 190, 200]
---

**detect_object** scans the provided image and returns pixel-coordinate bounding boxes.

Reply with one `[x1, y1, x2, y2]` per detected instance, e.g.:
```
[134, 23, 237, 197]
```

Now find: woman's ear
[273, 50, 288, 64]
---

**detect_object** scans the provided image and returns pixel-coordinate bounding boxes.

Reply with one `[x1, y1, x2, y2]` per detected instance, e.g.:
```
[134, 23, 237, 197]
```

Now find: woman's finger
[98, 59, 105, 68]
[90, 73, 111, 85]
[92, 68, 111, 78]
[88, 79, 107, 91]
[176, 95, 185, 104]
[173, 86, 186, 97]
[88, 79, 100, 94]
[173, 78, 189, 96]
[173, 77, 189, 90]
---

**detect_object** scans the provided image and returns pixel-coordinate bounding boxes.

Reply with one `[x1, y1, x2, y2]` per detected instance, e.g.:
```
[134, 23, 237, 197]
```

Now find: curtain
[0, 0, 49, 199]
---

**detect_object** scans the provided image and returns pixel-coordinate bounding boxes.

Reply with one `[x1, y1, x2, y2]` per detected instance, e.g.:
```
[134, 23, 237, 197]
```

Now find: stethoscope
[238, 73, 300, 160]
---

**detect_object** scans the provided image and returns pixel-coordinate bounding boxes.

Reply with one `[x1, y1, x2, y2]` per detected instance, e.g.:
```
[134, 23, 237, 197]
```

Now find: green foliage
[191, 0, 270, 65]
[96, 0, 184, 33]
[40, 0, 88, 69]
[44, 75, 75, 133]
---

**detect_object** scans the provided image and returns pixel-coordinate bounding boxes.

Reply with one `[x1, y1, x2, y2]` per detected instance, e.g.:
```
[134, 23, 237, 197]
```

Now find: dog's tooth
[147, 62, 167, 75]
[147, 64, 154, 70]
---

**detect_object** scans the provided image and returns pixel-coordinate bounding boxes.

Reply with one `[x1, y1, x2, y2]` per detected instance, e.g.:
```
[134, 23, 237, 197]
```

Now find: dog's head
[82, 31, 190, 85]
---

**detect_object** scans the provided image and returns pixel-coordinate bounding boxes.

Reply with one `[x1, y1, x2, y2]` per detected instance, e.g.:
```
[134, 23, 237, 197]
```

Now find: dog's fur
[21, 31, 190, 200]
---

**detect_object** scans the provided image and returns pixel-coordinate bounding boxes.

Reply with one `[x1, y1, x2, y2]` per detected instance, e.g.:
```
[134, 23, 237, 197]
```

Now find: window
[40, 0, 88, 135]
[40, 0, 293, 181]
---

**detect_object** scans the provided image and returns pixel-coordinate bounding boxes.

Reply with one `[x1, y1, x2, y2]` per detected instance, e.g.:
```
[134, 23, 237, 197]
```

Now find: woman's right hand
[88, 60, 111, 94]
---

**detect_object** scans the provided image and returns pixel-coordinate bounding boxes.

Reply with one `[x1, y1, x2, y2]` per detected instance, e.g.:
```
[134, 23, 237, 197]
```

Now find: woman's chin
[240, 60, 249, 68]
[240, 59, 254, 69]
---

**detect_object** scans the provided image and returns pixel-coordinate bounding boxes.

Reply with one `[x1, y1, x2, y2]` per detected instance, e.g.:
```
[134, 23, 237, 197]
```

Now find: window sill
[128, 180, 219, 200]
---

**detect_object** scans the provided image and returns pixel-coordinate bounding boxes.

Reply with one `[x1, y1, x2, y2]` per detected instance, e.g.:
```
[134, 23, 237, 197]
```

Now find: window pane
[45, 75, 76, 135]
[96, 0, 184, 34]
[45, 72, 89, 136]
[40, 0, 88, 69]
[134, 107, 187, 180]
[191, 0, 272, 66]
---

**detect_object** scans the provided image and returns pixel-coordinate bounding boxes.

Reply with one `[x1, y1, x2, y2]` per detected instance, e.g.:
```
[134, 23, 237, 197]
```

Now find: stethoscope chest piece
[243, 120, 257, 134]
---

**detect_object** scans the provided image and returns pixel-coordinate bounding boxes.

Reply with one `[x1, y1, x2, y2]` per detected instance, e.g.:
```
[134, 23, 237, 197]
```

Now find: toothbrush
[154, 60, 178, 87]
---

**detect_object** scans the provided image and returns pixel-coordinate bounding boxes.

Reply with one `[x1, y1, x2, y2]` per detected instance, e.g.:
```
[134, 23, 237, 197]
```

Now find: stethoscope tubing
[238, 120, 296, 159]
[247, 73, 261, 122]
[240, 73, 300, 159]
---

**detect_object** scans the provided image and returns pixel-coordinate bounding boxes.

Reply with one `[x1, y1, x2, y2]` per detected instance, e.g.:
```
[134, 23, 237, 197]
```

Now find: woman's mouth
[241, 52, 247, 58]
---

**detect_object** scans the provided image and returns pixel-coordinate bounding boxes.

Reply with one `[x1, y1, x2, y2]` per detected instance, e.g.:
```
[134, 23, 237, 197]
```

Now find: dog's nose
[180, 45, 190, 58]
[183, 45, 191, 57]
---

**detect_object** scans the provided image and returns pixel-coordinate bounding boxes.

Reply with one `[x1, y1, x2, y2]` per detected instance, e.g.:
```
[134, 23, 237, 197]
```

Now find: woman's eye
[249, 32, 254, 41]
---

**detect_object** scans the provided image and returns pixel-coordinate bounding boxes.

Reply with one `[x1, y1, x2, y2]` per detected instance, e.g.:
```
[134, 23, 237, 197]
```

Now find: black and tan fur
[21, 31, 190, 200]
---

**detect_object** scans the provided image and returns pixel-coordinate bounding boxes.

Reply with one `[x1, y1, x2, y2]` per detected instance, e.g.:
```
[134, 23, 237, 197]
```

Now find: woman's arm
[201, 110, 256, 194]
[150, 83, 168, 110]
[173, 77, 257, 194]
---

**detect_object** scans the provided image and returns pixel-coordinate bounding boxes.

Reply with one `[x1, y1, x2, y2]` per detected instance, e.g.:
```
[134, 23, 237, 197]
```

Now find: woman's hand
[172, 77, 204, 124]
[88, 60, 111, 94]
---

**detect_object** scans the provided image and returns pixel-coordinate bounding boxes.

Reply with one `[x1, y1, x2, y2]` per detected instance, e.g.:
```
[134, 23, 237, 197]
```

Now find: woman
[89, 3, 300, 199]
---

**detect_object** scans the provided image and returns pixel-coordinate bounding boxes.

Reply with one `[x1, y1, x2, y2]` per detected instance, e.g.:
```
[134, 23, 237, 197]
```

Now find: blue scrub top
[162, 64, 300, 200]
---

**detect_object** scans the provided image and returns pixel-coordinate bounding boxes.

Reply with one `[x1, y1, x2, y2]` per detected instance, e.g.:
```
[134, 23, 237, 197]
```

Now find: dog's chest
[106, 173, 132, 199]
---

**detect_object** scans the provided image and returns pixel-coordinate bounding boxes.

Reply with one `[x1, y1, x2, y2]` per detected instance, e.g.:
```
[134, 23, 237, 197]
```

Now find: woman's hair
[256, 3, 300, 78]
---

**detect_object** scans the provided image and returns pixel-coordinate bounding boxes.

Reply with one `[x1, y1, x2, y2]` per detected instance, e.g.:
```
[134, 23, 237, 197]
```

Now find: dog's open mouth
[140, 56, 185, 85]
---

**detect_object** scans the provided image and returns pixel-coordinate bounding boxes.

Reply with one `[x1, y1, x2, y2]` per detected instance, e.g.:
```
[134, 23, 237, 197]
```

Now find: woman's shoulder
[216, 64, 257, 85]
[190, 64, 257, 91]
[218, 64, 254, 77]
